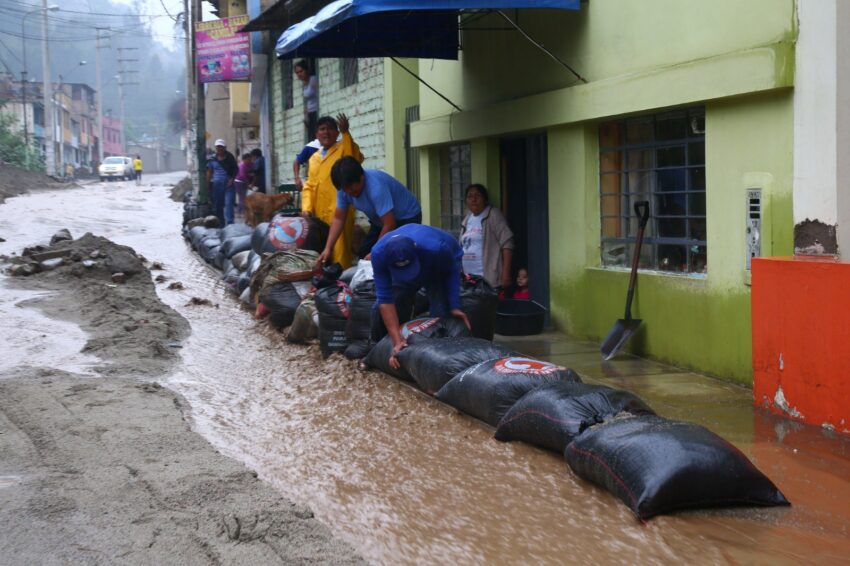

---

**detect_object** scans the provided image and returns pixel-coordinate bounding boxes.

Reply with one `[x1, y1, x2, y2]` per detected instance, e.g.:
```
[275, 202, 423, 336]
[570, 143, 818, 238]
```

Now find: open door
[500, 134, 550, 321]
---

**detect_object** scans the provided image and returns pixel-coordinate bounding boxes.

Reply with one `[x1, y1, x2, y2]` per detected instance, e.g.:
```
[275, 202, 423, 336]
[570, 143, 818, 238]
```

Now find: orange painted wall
[752, 257, 850, 434]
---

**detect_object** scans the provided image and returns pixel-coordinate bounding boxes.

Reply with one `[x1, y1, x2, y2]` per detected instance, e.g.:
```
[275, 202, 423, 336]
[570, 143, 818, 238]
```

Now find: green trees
[0, 107, 44, 172]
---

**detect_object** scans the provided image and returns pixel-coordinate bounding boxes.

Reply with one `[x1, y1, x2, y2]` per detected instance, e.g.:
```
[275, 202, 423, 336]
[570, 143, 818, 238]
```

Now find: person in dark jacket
[206, 139, 238, 225]
[250, 148, 266, 193]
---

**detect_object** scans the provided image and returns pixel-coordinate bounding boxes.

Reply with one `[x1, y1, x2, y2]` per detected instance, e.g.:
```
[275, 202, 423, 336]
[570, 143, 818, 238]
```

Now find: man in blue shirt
[316, 157, 422, 266]
[371, 224, 470, 368]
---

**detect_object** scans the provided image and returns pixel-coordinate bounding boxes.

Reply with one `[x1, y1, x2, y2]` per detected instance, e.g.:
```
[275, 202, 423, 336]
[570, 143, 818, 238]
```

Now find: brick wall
[268, 56, 386, 188]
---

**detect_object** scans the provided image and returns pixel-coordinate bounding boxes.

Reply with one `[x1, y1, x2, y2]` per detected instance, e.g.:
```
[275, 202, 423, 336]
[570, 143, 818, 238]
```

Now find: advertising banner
[195, 15, 251, 83]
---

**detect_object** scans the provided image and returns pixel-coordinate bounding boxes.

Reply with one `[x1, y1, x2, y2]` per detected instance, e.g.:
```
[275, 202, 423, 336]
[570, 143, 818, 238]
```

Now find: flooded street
[2, 175, 850, 565]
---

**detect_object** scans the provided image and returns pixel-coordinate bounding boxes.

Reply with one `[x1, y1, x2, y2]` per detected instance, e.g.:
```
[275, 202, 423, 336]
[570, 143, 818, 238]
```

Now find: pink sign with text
[195, 15, 251, 83]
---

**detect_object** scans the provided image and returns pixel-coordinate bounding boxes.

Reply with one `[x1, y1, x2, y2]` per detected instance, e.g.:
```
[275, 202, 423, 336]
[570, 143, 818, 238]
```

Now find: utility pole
[191, 0, 207, 202]
[116, 46, 139, 154]
[95, 28, 105, 163]
[183, 0, 196, 188]
[40, 0, 55, 176]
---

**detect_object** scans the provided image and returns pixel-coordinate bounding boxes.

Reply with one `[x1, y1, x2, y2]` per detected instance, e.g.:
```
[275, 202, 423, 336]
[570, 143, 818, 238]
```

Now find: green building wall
[411, 0, 797, 383]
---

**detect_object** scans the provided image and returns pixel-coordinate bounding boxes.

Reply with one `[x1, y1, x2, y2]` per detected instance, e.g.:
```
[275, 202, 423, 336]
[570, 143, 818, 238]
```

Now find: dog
[245, 191, 295, 227]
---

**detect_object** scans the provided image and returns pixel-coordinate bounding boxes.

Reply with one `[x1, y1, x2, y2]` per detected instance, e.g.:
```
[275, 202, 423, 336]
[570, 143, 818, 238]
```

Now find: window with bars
[599, 108, 706, 274]
[340, 58, 358, 88]
[439, 143, 471, 237]
[280, 59, 293, 110]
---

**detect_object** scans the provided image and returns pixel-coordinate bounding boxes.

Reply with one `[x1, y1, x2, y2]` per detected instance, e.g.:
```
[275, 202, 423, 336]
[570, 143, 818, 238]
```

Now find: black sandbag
[251, 222, 271, 254]
[346, 281, 376, 342]
[395, 337, 516, 395]
[318, 313, 349, 357]
[435, 357, 582, 427]
[564, 415, 790, 520]
[236, 271, 251, 294]
[199, 238, 221, 264]
[246, 252, 262, 277]
[190, 226, 219, 250]
[187, 225, 206, 246]
[315, 282, 352, 357]
[399, 317, 470, 340]
[221, 258, 233, 276]
[495, 381, 655, 453]
[220, 223, 253, 241]
[221, 234, 252, 258]
[223, 266, 240, 292]
[260, 282, 302, 329]
[183, 202, 212, 226]
[364, 335, 414, 381]
[344, 340, 372, 360]
[340, 265, 357, 285]
[460, 275, 499, 340]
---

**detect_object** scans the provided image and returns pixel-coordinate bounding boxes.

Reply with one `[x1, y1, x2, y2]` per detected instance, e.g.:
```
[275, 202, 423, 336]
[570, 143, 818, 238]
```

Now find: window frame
[340, 58, 358, 88]
[598, 107, 707, 275]
[280, 59, 294, 110]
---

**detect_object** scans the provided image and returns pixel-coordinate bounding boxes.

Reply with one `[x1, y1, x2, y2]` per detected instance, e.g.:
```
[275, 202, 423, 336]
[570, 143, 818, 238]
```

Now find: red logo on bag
[269, 216, 309, 250]
[335, 283, 352, 318]
[493, 357, 565, 375]
[401, 317, 440, 339]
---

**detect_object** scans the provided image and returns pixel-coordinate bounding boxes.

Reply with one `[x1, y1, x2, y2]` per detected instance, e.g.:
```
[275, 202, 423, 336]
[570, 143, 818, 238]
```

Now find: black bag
[315, 282, 352, 357]
[395, 337, 515, 395]
[183, 202, 212, 226]
[251, 222, 271, 255]
[221, 234, 252, 258]
[565, 415, 790, 520]
[344, 281, 376, 359]
[223, 266, 240, 293]
[259, 282, 302, 329]
[364, 335, 414, 381]
[494, 381, 654, 454]
[236, 271, 251, 294]
[220, 223, 253, 241]
[199, 238, 221, 264]
[435, 357, 581, 427]
[253, 215, 329, 255]
[460, 275, 499, 340]
[400, 317, 470, 340]
[231, 250, 251, 271]
[191, 227, 220, 251]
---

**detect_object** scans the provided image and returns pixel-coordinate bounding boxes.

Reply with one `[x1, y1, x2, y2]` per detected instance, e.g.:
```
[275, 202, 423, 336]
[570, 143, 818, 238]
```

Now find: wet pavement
[1, 174, 850, 565]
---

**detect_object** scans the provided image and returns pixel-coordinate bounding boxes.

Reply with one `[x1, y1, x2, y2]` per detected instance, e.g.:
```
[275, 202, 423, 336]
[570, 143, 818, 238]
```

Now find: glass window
[439, 143, 471, 237]
[340, 58, 358, 88]
[598, 108, 707, 274]
[280, 59, 293, 110]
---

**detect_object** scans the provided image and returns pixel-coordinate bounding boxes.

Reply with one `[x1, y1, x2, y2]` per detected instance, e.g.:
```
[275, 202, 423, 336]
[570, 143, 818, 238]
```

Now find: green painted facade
[410, 0, 798, 383]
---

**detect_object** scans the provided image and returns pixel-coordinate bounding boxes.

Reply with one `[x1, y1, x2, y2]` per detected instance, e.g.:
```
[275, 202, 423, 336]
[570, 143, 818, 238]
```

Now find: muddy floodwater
[2, 175, 850, 565]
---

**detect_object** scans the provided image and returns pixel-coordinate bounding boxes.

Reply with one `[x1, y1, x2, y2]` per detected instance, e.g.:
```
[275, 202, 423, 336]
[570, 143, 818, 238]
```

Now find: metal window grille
[599, 107, 707, 274]
[281, 59, 293, 110]
[404, 105, 421, 200]
[340, 58, 358, 88]
[439, 143, 471, 237]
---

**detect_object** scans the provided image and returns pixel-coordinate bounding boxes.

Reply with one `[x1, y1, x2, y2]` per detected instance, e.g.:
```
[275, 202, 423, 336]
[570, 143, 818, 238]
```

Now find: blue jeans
[223, 188, 236, 225]
[211, 179, 227, 225]
[370, 280, 450, 342]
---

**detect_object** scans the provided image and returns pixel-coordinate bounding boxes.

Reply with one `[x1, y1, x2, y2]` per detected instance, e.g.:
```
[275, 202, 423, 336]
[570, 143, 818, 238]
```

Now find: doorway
[500, 134, 550, 319]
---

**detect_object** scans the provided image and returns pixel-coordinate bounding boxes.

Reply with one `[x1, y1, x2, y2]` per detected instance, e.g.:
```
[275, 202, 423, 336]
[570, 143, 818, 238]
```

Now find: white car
[99, 156, 134, 181]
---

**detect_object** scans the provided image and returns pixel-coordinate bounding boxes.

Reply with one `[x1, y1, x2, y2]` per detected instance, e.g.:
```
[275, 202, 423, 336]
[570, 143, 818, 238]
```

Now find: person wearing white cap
[206, 139, 238, 225]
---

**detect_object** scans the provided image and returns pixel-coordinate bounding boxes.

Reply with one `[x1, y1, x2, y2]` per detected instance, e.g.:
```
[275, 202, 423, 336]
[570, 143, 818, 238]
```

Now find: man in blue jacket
[371, 224, 470, 368]
[317, 156, 422, 267]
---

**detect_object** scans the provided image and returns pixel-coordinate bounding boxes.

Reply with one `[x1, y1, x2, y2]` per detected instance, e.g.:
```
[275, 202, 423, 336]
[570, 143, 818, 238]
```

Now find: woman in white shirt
[294, 60, 319, 142]
[459, 184, 515, 290]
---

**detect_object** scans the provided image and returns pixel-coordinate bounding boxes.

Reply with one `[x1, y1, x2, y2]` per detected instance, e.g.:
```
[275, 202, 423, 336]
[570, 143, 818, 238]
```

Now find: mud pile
[169, 175, 192, 202]
[0, 163, 74, 203]
[5, 231, 189, 377]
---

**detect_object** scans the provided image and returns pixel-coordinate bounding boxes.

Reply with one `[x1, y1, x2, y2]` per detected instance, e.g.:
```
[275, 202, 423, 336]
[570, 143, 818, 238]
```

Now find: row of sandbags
[362, 331, 790, 520]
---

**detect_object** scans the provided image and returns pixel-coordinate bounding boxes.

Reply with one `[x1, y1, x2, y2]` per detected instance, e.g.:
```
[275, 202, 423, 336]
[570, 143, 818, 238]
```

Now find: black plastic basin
[496, 299, 546, 336]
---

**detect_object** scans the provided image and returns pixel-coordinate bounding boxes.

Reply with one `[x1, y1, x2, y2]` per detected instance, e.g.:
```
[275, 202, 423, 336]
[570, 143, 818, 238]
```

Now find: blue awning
[272, 0, 580, 60]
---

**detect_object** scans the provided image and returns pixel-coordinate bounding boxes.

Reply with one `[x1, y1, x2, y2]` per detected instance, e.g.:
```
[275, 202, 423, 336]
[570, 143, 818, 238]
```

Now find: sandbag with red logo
[435, 357, 582, 426]
[395, 337, 516, 395]
[564, 414, 790, 519]
[460, 275, 499, 340]
[252, 215, 328, 255]
[315, 281, 352, 358]
[494, 381, 655, 454]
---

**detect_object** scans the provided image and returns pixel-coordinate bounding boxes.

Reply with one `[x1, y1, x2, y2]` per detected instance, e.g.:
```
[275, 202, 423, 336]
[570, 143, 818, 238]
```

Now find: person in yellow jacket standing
[301, 113, 363, 268]
[132, 155, 143, 185]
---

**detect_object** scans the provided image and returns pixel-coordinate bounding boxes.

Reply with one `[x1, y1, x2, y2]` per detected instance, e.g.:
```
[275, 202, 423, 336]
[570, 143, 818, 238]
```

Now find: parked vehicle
[99, 156, 134, 181]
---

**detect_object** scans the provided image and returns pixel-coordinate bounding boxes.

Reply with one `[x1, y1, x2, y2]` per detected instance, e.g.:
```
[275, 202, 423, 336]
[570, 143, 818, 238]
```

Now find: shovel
[601, 201, 650, 361]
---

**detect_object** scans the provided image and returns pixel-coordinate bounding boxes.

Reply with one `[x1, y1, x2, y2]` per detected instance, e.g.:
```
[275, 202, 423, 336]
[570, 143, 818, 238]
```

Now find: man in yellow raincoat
[301, 113, 363, 268]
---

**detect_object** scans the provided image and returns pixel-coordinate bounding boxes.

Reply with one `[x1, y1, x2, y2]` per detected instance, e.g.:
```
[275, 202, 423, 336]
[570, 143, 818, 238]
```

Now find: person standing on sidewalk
[234, 152, 253, 219]
[250, 148, 266, 194]
[206, 139, 237, 226]
[133, 155, 143, 185]
[301, 114, 363, 268]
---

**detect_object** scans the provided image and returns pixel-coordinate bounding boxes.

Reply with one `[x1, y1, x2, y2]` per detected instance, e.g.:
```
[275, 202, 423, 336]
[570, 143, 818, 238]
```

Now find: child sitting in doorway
[512, 268, 530, 299]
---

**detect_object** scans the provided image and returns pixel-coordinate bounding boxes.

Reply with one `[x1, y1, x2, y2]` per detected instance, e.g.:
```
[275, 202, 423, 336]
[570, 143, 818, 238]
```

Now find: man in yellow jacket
[302, 113, 363, 268]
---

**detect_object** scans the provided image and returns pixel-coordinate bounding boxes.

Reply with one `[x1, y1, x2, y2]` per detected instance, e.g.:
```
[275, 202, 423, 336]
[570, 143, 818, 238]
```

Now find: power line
[0, 0, 178, 18]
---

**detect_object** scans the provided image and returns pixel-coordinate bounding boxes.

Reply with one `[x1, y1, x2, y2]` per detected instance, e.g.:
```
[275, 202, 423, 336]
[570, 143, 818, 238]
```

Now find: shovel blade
[600, 318, 643, 361]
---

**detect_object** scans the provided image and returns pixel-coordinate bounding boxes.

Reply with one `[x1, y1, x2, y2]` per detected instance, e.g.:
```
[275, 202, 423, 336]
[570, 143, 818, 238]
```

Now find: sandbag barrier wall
[180, 206, 790, 520]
